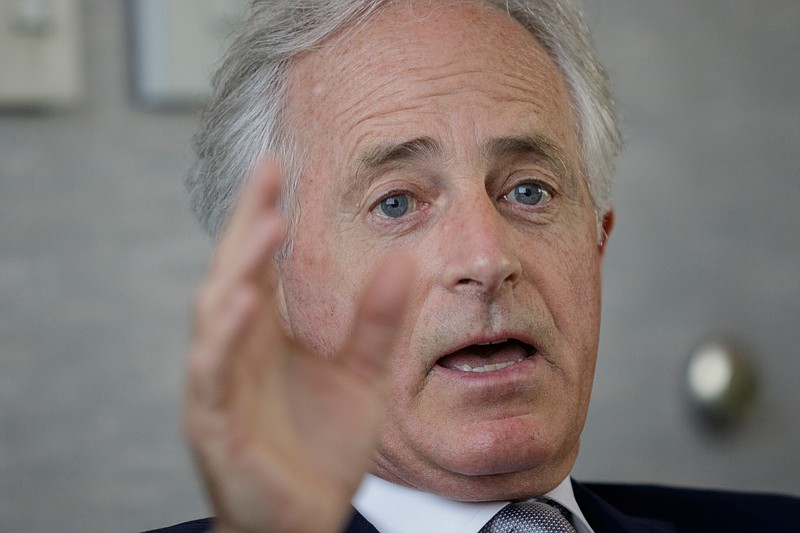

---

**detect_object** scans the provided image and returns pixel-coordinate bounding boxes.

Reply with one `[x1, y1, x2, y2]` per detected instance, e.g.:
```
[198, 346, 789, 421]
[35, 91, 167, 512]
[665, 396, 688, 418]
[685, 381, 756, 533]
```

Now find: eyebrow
[341, 133, 577, 208]
[340, 137, 442, 208]
[481, 133, 573, 179]
[356, 136, 442, 172]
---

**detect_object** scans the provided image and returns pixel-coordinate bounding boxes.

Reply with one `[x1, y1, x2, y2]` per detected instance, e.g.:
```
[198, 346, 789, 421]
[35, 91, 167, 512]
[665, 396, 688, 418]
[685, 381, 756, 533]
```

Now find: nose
[441, 194, 522, 298]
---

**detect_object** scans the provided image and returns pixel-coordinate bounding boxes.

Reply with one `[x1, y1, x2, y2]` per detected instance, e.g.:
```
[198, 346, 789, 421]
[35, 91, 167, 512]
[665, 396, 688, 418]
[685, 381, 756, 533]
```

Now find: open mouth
[436, 339, 536, 373]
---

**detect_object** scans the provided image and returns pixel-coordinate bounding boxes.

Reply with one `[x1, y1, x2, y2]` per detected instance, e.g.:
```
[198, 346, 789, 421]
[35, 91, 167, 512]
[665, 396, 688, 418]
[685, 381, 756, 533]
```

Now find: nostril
[457, 278, 481, 286]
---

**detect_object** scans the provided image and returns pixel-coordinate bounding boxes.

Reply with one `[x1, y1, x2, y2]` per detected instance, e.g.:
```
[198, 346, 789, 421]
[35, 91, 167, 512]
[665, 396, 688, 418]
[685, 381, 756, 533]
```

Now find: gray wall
[575, 0, 800, 492]
[1, 1, 797, 531]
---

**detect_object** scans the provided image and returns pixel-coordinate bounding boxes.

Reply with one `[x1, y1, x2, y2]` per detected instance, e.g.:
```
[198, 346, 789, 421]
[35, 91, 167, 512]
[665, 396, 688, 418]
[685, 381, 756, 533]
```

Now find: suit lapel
[572, 480, 677, 533]
[343, 508, 380, 533]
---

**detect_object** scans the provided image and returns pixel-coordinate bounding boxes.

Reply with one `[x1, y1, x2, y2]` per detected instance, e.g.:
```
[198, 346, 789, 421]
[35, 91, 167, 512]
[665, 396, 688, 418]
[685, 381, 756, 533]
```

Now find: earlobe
[599, 209, 614, 257]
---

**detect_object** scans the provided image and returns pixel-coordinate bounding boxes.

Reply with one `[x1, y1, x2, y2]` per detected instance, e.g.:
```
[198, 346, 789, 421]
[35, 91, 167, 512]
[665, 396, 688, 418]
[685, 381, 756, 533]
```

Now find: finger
[235, 213, 287, 292]
[209, 160, 280, 295]
[188, 216, 287, 409]
[218, 159, 281, 256]
[199, 160, 285, 333]
[187, 284, 258, 409]
[337, 255, 416, 385]
[194, 210, 285, 342]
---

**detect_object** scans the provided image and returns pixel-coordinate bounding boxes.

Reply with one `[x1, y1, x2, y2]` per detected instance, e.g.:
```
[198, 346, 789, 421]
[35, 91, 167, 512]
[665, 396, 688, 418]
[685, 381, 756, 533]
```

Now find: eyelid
[505, 171, 556, 196]
[369, 187, 415, 211]
[508, 167, 557, 185]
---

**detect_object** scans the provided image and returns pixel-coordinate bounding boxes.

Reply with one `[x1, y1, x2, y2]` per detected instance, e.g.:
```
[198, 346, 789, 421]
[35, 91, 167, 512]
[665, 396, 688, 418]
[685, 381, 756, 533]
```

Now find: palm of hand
[184, 162, 413, 533]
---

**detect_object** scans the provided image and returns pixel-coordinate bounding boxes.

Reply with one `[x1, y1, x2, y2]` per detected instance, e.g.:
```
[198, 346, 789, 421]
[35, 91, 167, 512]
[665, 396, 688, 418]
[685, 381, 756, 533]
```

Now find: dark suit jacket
[145, 480, 800, 532]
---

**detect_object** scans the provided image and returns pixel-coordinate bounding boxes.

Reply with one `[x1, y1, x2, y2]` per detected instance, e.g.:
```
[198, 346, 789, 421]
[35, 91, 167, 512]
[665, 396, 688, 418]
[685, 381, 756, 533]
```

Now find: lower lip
[432, 354, 540, 382]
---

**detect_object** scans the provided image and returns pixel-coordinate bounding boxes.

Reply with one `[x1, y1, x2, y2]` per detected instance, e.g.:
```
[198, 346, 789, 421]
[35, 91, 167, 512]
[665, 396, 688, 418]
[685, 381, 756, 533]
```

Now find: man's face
[278, 2, 611, 500]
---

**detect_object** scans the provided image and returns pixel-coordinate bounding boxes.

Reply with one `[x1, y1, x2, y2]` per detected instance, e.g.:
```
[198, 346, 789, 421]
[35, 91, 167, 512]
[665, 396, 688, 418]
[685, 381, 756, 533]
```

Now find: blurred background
[0, 0, 797, 531]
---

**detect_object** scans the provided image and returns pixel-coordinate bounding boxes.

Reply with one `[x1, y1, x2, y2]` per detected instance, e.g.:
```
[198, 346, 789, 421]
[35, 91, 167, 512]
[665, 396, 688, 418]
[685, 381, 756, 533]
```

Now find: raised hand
[184, 161, 414, 533]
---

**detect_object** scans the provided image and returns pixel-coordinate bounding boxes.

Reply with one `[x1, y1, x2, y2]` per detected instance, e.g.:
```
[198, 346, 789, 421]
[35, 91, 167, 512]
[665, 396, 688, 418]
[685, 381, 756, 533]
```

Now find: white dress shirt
[353, 474, 594, 533]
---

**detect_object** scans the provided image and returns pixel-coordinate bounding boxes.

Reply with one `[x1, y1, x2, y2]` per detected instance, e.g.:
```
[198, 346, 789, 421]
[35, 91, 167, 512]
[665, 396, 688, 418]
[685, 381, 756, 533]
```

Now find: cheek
[281, 216, 413, 358]
[562, 268, 601, 361]
[532, 227, 602, 372]
[544, 221, 602, 318]
[280, 237, 355, 357]
[561, 245, 602, 388]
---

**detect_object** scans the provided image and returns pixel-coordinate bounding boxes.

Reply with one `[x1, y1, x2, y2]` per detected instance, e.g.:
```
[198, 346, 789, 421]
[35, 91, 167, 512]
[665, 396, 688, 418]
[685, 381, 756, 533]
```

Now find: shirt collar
[353, 474, 594, 533]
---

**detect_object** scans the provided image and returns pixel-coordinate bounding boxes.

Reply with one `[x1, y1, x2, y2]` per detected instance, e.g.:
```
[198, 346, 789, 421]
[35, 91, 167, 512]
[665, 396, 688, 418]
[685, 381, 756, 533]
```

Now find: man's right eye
[374, 193, 416, 218]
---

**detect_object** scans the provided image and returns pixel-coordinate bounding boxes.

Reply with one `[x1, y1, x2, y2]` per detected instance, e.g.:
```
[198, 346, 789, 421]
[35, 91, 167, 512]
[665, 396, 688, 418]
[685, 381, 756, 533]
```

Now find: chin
[423, 464, 570, 502]
[416, 425, 580, 501]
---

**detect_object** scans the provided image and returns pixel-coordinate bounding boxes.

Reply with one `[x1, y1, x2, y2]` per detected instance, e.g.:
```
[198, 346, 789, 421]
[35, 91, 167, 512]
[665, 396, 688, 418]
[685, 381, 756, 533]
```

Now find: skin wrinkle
[324, 16, 564, 150]
[186, 0, 621, 247]
[326, 43, 559, 148]
[482, 134, 575, 188]
[344, 140, 441, 214]
[360, 137, 443, 171]
[278, 0, 610, 501]
[343, 133, 576, 227]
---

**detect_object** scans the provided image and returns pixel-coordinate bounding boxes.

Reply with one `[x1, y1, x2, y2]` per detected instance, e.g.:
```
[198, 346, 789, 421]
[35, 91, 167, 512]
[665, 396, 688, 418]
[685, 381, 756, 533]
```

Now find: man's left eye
[504, 183, 552, 206]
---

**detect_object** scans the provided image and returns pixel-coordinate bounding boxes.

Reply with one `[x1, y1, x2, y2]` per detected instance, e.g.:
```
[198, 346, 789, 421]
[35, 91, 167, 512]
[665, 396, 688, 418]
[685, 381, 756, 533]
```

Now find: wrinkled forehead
[304, 1, 546, 71]
[283, 0, 579, 176]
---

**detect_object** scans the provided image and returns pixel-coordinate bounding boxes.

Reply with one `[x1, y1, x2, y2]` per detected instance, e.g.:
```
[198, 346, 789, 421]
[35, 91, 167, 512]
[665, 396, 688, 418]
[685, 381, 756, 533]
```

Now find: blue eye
[507, 183, 551, 206]
[377, 193, 414, 218]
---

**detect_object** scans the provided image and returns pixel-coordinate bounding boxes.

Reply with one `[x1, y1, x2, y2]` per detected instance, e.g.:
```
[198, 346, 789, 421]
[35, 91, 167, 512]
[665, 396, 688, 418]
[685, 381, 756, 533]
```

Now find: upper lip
[437, 332, 539, 361]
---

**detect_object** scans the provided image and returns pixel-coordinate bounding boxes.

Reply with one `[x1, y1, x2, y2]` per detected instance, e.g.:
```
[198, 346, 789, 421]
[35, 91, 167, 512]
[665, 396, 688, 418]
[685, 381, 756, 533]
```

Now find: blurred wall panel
[129, 0, 247, 108]
[0, 0, 83, 107]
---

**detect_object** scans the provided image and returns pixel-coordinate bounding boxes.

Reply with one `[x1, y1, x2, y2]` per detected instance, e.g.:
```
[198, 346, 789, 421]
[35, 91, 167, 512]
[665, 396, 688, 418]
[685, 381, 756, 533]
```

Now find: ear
[274, 265, 292, 334]
[598, 209, 614, 259]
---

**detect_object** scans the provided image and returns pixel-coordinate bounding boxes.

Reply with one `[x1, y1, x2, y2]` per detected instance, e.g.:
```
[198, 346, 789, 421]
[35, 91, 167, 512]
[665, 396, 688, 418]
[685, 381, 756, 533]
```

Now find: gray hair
[186, 0, 622, 248]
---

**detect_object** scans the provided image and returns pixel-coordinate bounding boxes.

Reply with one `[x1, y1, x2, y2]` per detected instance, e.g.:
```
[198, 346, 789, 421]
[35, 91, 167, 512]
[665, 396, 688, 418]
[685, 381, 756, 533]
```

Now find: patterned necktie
[479, 500, 578, 533]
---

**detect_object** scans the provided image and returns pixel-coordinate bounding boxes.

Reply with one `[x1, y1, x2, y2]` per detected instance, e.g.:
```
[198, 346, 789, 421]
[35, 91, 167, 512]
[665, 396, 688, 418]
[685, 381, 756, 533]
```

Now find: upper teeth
[475, 339, 509, 346]
[457, 357, 525, 373]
